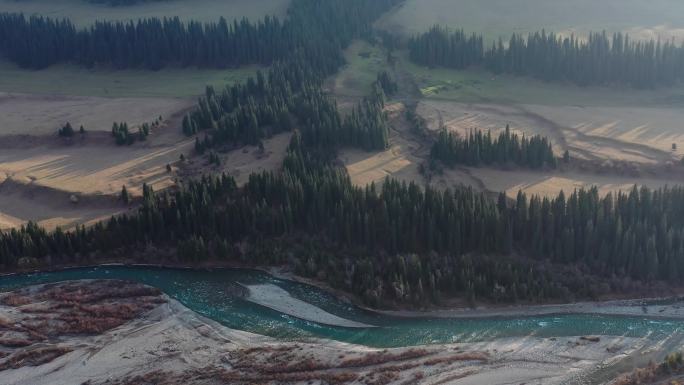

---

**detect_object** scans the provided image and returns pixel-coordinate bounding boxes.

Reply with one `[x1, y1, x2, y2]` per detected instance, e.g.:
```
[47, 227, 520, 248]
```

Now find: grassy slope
[402, 55, 684, 107]
[0, 0, 290, 26]
[375, 0, 684, 107]
[333, 42, 684, 109]
[377, 0, 684, 42]
[0, 61, 260, 98]
[331, 40, 387, 98]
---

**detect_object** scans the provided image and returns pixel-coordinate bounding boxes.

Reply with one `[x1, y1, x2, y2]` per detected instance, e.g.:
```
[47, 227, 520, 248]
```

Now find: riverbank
[376, 297, 684, 321]
[4, 262, 684, 322]
[0, 279, 652, 385]
[271, 266, 684, 321]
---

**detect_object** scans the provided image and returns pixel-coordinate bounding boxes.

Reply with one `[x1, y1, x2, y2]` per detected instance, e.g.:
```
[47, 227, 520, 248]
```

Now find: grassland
[377, 0, 684, 42]
[399, 46, 684, 164]
[0, 0, 290, 26]
[333, 40, 684, 200]
[328, 40, 387, 99]
[0, 0, 280, 230]
[0, 60, 259, 98]
[403, 57, 684, 108]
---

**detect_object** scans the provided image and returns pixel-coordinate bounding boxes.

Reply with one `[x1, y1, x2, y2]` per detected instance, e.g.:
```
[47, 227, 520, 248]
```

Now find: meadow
[330, 35, 684, 201]
[327, 40, 388, 100]
[404, 58, 684, 107]
[377, 0, 684, 42]
[0, 0, 284, 230]
[0, 60, 260, 98]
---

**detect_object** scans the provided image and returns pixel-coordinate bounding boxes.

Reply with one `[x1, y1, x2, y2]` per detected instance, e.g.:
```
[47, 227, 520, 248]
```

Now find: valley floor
[0, 279, 676, 385]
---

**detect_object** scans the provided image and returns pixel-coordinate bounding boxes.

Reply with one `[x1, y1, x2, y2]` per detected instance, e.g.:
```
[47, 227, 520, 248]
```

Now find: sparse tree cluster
[375, 71, 398, 96]
[58, 122, 75, 138]
[58, 122, 86, 138]
[111, 122, 134, 145]
[111, 120, 155, 145]
[409, 25, 684, 88]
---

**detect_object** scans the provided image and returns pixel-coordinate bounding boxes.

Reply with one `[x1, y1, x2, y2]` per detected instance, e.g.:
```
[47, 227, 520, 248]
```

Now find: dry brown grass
[422, 352, 489, 366]
[0, 338, 33, 348]
[0, 280, 166, 372]
[611, 363, 660, 385]
[99, 343, 489, 385]
[612, 353, 684, 385]
[216, 367, 360, 384]
[1, 282, 164, 338]
[365, 370, 400, 385]
[107, 370, 180, 385]
[433, 370, 478, 385]
[340, 349, 431, 368]
[0, 293, 32, 307]
[0, 346, 72, 371]
[222, 345, 470, 384]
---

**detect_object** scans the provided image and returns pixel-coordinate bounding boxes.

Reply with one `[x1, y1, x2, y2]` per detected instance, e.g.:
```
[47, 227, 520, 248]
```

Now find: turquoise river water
[1, 266, 683, 349]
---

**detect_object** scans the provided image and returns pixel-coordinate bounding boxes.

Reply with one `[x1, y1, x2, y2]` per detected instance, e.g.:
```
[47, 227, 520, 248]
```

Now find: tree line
[0, 0, 400, 70]
[2, 0, 682, 308]
[409, 25, 684, 88]
[0, 13, 292, 69]
[431, 125, 557, 169]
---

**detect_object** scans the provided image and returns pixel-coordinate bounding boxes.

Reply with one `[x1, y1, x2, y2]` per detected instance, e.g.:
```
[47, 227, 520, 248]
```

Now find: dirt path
[513, 104, 674, 164]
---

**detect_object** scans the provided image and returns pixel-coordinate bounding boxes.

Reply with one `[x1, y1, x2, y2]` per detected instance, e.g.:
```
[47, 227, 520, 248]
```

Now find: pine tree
[58, 122, 75, 137]
[120, 185, 130, 204]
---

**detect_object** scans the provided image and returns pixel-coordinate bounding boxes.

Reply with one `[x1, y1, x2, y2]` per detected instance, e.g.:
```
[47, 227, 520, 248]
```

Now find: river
[1, 265, 683, 355]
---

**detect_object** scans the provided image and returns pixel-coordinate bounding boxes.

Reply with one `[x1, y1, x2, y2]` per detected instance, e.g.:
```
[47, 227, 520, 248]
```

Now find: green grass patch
[331, 40, 387, 97]
[403, 54, 684, 107]
[0, 61, 260, 98]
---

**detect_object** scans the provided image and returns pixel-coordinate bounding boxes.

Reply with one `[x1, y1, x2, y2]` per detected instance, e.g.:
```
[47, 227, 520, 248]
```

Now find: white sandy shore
[0, 294, 654, 385]
[3, 279, 681, 384]
[376, 297, 684, 320]
[244, 283, 373, 328]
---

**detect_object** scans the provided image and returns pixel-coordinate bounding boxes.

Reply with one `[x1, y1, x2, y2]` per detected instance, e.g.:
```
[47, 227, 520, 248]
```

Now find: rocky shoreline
[0, 279, 664, 384]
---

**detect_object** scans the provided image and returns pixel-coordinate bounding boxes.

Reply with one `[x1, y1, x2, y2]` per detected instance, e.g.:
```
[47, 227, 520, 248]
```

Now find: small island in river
[1, 271, 683, 385]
